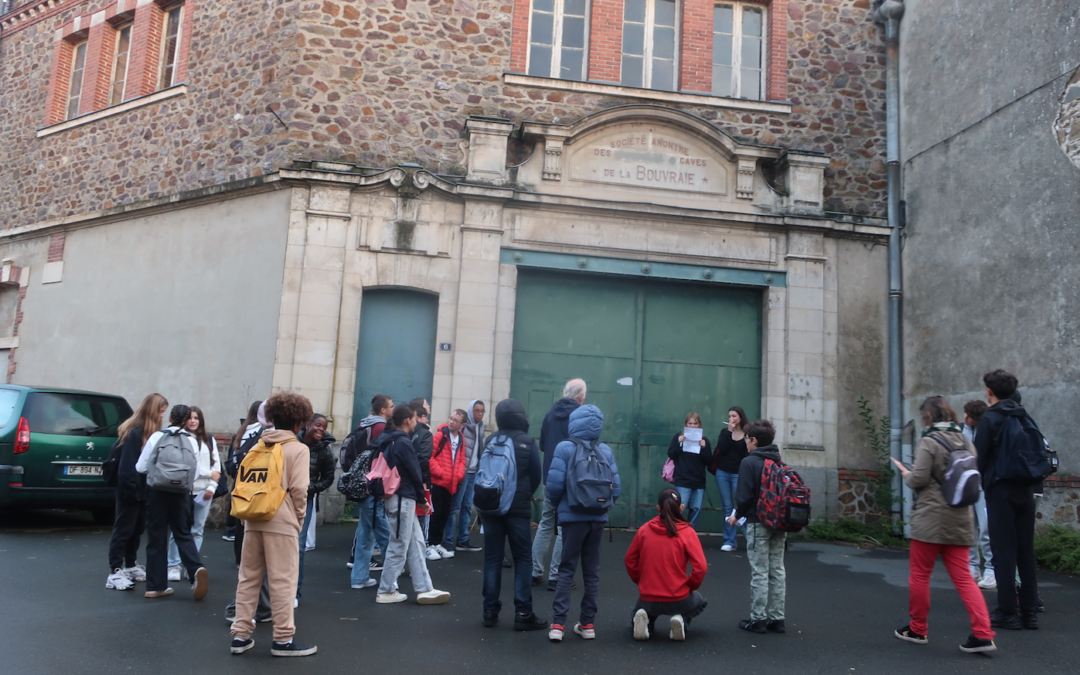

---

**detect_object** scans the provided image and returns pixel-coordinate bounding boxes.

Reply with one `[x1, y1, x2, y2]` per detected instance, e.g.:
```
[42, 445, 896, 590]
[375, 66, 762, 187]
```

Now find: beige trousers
[231, 530, 299, 642]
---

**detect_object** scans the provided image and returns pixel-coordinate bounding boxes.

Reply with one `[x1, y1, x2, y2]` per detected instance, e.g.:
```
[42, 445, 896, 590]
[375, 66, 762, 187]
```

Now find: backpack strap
[924, 433, 955, 485]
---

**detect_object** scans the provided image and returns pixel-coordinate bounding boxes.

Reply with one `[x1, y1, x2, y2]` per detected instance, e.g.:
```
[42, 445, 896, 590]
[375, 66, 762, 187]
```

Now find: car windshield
[23, 392, 133, 436]
[0, 389, 19, 427]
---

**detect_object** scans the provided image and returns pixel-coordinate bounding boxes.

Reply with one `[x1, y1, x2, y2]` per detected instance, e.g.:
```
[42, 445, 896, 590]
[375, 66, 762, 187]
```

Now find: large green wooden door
[510, 269, 762, 531]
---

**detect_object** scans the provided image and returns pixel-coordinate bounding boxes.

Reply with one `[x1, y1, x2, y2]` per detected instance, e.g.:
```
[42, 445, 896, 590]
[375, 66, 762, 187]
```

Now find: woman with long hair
[711, 406, 749, 551]
[165, 406, 220, 581]
[223, 400, 263, 542]
[106, 393, 168, 591]
[666, 412, 712, 528]
[892, 396, 996, 654]
[624, 488, 708, 641]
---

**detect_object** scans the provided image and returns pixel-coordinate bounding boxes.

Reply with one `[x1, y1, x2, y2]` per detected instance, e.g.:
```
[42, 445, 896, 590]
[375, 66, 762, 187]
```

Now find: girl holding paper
[667, 412, 712, 528]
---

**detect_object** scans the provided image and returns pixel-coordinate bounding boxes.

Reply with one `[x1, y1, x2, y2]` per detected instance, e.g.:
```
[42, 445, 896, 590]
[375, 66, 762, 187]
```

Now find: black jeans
[107, 496, 145, 571]
[429, 485, 452, 546]
[145, 489, 202, 592]
[481, 514, 534, 615]
[986, 481, 1039, 615]
[551, 521, 604, 627]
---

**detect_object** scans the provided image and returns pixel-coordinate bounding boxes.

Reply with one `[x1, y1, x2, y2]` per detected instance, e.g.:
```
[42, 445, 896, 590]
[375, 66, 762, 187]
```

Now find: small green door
[510, 269, 762, 531]
[353, 290, 438, 425]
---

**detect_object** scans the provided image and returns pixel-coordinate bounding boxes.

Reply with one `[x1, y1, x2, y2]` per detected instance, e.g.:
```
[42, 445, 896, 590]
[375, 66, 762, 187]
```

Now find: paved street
[1, 510, 1077, 674]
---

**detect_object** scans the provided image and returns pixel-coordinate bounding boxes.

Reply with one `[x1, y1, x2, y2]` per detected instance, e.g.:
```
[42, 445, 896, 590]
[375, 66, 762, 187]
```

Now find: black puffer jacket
[411, 421, 433, 486]
[489, 398, 542, 519]
[304, 433, 337, 500]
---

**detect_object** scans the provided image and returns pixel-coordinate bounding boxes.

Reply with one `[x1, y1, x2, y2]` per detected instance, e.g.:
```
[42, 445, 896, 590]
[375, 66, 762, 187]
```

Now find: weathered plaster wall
[900, 0, 1080, 476]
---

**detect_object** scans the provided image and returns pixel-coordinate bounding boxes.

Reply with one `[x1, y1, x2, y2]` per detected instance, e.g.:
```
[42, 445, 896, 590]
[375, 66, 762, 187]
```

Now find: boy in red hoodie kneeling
[624, 488, 708, 641]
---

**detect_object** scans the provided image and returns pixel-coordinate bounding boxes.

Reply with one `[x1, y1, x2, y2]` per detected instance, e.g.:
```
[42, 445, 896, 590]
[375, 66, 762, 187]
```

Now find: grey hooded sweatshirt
[463, 399, 486, 475]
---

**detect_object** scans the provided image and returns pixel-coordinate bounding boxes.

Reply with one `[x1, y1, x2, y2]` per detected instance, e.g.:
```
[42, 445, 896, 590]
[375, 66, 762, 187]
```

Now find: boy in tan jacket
[230, 392, 315, 657]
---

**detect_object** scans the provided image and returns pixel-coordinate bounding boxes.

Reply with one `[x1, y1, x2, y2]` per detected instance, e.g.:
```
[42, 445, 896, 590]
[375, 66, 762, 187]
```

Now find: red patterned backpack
[757, 458, 811, 532]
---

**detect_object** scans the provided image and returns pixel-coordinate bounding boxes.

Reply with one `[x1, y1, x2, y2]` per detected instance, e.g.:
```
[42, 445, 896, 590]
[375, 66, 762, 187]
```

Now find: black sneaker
[1035, 596, 1045, 613]
[271, 639, 317, 657]
[532, 575, 543, 586]
[230, 638, 254, 655]
[766, 619, 786, 634]
[459, 542, 483, 552]
[483, 611, 498, 628]
[514, 612, 548, 631]
[959, 635, 997, 654]
[894, 624, 928, 644]
[989, 610, 1022, 630]
[1020, 611, 1038, 630]
[369, 559, 383, 572]
[739, 619, 767, 634]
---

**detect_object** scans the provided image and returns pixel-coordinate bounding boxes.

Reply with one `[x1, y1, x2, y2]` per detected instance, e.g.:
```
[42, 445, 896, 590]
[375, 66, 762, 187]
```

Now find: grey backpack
[927, 434, 980, 507]
[146, 428, 198, 494]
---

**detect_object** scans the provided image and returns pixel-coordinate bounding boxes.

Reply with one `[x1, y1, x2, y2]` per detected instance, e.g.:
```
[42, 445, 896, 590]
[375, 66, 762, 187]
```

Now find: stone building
[899, 0, 1080, 528]
[0, 0, 892, 529]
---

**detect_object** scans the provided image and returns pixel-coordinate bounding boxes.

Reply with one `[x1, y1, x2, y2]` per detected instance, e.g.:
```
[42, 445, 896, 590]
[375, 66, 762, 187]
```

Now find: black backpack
[995, 414, 1051, 484]
[226, 427, 264, 478]
[102, 439, 123, 488]
[339, 425, 379, 473]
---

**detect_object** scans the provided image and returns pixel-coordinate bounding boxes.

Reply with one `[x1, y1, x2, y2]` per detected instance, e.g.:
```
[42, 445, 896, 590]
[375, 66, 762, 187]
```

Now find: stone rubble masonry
[0, 0, 886, 230]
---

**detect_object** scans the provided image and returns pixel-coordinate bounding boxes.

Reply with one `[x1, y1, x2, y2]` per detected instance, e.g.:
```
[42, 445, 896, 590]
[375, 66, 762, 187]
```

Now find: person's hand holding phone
[890, 457, 911, 478]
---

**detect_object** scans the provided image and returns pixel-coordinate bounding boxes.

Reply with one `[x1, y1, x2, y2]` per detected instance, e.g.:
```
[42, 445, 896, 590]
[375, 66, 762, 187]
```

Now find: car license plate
[65, 465, 102, 476]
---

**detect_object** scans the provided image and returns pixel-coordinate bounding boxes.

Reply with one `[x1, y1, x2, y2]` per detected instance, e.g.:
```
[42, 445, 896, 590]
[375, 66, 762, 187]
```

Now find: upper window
[620, 0, 677, 91]
[110, 24, 133, 106]
[65, 41, 88, 120]
[712, 2, 765, 100]
[158, 3, 184, 90]
[527, 0, 588, 81]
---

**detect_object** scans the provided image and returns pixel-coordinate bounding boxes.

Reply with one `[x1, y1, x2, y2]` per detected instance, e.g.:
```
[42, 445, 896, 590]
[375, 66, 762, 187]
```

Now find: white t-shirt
[451, 433, 461, 464]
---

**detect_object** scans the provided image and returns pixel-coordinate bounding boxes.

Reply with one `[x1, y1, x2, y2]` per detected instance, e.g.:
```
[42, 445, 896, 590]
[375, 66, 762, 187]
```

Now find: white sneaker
[669, 614, 685, 641]
[351, 579, 377, 589]
[978, 570, 997, 589]
[294, 597, 299, 608]
[346, 561, 354, 569]
[167, 566, 182, 582]
[425, 546, 442, 562]
[434, 544, 454, 559]
[549, 624, 564, 641]
[721, 544, 735, 552]
[106, 569, 135, 590]
[376, 592, 408, 604]
[633, 609, 650, 640]
[416, 589, 451, 605]
[122, 564, 146, 582]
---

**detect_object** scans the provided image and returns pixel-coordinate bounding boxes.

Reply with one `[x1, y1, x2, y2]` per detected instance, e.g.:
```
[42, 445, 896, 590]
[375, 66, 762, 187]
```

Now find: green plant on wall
[857, 395, 896, 521]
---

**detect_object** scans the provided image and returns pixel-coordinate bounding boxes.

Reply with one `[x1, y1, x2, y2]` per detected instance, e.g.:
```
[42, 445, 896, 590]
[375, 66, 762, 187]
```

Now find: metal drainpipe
[873, 0, 905, 524]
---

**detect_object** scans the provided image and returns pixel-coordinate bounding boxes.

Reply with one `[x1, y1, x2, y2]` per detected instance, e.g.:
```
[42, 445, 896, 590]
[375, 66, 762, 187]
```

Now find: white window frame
[712, 1, 767, 101]
[158, 3, 184, 90]
[65, 40, 88, 120]
[526, 0, 590, 81]
[110, 22, 133, 106]
[620, 0, 679, 91]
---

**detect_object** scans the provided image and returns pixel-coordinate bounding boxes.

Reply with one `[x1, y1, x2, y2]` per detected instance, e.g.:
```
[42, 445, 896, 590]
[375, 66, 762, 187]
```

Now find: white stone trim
[36, 86, 187, 138]
[0, 337, 20, 350]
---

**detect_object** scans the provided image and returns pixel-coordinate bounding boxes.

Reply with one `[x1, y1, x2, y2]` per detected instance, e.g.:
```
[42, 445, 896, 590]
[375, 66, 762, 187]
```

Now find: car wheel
[91, 507, 115, 526]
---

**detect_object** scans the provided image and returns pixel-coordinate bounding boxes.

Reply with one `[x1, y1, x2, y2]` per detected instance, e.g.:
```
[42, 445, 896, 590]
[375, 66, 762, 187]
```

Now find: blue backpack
[995, 415, 1051, 484]
[473, 433, 518, 516]
[564, 438, 615, 515]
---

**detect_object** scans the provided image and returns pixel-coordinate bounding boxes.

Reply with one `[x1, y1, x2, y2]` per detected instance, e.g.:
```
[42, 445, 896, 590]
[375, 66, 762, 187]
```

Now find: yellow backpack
[230, 440, 288, 521]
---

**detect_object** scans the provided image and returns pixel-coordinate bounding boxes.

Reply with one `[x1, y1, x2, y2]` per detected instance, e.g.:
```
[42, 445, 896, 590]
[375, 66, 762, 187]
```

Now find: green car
[0, 385, 133, 524]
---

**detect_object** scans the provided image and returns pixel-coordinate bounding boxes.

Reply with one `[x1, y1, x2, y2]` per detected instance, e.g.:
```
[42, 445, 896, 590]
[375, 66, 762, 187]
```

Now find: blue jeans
[715, 470, 744, 547]
[481, 514, 534, 615]
[445, 472, 476, 548]
[675, 487, 705, 529]
[296, 497, 315, 599]
[350, 496, 390, 586]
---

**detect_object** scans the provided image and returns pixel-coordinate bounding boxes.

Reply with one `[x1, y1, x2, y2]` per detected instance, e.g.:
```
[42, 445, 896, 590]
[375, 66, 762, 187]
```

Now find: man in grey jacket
[444, 400, 485, 552]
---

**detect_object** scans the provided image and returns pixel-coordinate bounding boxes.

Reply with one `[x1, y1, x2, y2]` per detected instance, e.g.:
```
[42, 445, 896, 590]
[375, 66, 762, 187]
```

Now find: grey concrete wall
[899, 0, 1080, 476]
[835, 238, 889, 470]
[10, 189, 291, 433]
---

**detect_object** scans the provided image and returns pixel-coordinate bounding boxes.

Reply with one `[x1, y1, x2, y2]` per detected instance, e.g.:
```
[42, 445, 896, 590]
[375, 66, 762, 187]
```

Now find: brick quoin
[588, 0, 622, 82]
[47, 233, 68, 263]
[80, 22, 116, 114]
[680, 0, 712, 93]
[44, 39, 75, 125]
[125, 1, 166, 98]
[510, 0, 529, 72]
[6, 285, 27, 384]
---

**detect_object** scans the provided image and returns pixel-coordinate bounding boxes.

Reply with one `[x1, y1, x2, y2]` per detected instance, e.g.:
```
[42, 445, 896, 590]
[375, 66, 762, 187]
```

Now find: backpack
[102, 439, 123, 488]
[661, 458, 675, 484]
[995, 414, 1051, 484]
[926, 433, 981, 507]
[564, 438, 616, 515]
[340, 425, 376, 473]
[145, 429, 198, 494]
[473, 433, 520, 516]
[337, 447, 376, 501]
[226, 426, 263, 478]
[230, 439, 288, 521]
[366, 451, 401, 498]
[756, 458, 811, 532]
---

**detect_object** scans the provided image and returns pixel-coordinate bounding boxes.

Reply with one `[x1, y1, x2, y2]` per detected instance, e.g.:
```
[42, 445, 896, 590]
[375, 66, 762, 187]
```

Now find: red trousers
[908, 539, 993, 640]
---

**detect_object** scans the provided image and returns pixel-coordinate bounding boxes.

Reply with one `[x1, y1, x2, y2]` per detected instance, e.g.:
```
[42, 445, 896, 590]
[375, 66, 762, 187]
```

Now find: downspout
[873, 0, 905, 525]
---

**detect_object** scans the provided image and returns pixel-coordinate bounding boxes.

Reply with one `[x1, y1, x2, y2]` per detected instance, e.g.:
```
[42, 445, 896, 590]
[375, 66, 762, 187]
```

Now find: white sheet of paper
[194, 491, 212, 506]
[683, 427, 703, 454]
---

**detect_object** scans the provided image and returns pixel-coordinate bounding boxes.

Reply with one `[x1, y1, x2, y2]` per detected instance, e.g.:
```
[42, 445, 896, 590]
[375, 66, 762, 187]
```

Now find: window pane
[653, 26, 675, 60]
[712, 64, 732, 97]
[654, 0, 676, 26]
[742, 35, 761, 69]
[531, 11, 554, 45]
[652, 58, 674, 91]
[24, 393, 132, 436]
[565, 0, 586, 16]
[713, 33, 733, 67]
[743, 6, 763, 37]
[159, 7, 182, 89]
[621, 55, 643, 87]
[714, 4, 733, 33]
[533, 0, 554, 13]
[560, 48, 584, 80]
[624, 0, 645, 23]
[0, 390, 20, 427]
[741, 68, 760, 99]
[529, 44, 553, 76]
[111, 25, 132, 106]
[67, 42, 87, 119]
[563, 16, 585, 49]
[622, 22, 645, 56]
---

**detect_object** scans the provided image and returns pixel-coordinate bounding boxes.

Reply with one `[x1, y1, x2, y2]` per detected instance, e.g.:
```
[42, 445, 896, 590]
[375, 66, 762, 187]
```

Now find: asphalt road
[1, 509, 1077, 675]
